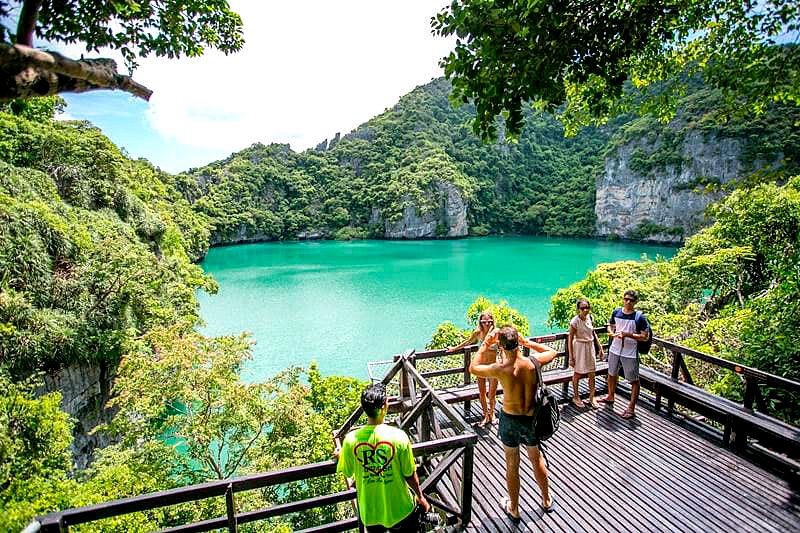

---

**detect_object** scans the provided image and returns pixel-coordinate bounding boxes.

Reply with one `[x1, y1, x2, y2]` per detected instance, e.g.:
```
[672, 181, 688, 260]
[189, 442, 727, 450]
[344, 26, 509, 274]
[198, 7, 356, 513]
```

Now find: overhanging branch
[0, 43, 153, 101]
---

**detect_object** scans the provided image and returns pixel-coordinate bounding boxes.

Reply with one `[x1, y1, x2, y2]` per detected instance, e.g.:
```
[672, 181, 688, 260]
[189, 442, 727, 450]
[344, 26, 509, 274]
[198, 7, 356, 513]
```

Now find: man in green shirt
[337, 383, 430, 532]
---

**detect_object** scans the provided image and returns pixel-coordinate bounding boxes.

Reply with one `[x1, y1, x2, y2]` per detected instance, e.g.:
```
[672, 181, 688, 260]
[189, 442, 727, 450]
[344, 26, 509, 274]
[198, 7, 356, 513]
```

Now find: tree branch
[16, 0, 42, 47]
[0, 44, 153, 101]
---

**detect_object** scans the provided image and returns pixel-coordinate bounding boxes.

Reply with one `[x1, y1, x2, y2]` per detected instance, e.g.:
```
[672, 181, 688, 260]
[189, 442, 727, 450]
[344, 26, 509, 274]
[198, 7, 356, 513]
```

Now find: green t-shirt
[337, 424, 416, 527]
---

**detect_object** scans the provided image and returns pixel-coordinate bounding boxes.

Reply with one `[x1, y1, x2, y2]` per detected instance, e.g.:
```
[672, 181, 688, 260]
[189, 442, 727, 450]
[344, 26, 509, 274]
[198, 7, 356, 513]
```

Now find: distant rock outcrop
[596, 131, 746, 243]
[382, 180, 468, 239]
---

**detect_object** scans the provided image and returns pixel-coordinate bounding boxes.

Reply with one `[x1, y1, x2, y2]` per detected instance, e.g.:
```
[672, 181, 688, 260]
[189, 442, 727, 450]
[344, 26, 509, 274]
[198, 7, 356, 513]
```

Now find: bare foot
[589, 399, 600, 409]
[571, 398, 585, 408]
[477, 417, 490, 428]
[597, 396, 614, 404]
[620, 409, 636, 419]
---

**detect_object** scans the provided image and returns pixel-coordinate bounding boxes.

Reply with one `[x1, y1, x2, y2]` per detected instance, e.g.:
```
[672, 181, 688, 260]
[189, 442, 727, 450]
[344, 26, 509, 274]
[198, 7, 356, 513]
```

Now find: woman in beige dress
[568, 299, 604, 408]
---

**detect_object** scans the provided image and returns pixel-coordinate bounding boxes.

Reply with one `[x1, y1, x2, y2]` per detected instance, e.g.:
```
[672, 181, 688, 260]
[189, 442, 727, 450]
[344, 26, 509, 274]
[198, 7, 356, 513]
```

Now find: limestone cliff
[38, 363, 116, 469]
[596, 131, 745, 243]
[378, 180, 468, 239]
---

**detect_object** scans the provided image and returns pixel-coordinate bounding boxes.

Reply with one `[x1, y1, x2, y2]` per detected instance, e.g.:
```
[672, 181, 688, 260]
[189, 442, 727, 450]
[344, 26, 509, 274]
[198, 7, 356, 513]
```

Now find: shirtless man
[469, 326, 557, 522]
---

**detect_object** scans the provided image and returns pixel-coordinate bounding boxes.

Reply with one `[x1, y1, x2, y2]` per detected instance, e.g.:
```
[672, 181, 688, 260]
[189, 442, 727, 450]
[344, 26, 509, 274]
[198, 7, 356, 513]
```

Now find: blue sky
[54, 2, 454, 174]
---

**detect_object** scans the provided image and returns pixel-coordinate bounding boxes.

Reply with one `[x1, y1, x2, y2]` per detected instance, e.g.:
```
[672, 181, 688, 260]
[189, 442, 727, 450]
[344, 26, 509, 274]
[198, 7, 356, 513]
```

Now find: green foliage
[0, 110, 214, 375]
[0, 374, 75, 531]
[627, 220, 684, 240]
[549, 177, 800, 423]
[4, 1, 244, 71]
[466, 296, 529, 336]
[186, 79, 608, 241]
[0, 96, 65, 122]
[426, 321, 470, 350]
[433, 1, 800, 138]
[306, 362, 366, 431]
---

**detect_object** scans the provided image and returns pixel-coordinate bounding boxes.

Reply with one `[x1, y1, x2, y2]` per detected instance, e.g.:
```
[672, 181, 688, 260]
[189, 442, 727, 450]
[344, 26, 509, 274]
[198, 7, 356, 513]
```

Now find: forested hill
[182, 78, 610, 244]
[183, 78, 798, 245]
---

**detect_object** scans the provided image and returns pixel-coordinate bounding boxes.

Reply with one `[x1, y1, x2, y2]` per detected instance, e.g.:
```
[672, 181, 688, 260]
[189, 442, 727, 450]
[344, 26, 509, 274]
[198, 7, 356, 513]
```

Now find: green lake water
[198, 237, 675, 381]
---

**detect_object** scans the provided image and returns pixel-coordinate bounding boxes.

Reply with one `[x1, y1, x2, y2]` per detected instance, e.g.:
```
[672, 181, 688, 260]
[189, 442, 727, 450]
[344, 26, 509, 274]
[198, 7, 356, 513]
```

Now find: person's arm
[446, 329, 480, 353]
[404, 471, 430, 512]
[593, 330, 605, 360]
[469, 348, 501, 379]
[399, 439, 430, 512]
[607, 311, 616, 336]
[621, 313, 650, 341]
[517, 336, 557, 365]
[567, 324, 576, 368]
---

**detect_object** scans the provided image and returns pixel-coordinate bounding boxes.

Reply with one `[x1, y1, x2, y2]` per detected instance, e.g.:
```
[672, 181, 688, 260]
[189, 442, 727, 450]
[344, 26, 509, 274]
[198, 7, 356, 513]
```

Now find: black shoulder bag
[531, 357, 560, 442]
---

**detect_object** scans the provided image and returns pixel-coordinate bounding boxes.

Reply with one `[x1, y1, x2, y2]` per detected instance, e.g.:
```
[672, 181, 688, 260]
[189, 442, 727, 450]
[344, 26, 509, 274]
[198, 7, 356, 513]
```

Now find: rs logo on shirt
[354, 441, 396, 476]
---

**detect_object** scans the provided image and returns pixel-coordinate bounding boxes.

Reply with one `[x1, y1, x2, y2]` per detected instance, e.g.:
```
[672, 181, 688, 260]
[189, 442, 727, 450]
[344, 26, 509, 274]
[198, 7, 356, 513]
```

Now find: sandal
[571, 398, 585, 409]
[501, 497, 521, 523]
[620, 409, 636, 419]
[597, 397, 614, 405]
[541, 494, 556, 513]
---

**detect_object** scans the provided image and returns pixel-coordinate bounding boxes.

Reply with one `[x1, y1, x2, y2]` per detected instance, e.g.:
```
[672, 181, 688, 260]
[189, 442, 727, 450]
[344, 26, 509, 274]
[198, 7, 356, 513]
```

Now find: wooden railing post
[743, 377, 758, 411]
[463, 347, 472, 416]
[225, 484, 237, 533]
[459, 444, 474, 527]
[666, 350, 683, 412]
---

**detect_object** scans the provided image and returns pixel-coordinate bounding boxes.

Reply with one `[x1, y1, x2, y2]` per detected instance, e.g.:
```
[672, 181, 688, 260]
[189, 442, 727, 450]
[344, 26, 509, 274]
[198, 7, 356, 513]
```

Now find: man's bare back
[470, 328, 556, 415]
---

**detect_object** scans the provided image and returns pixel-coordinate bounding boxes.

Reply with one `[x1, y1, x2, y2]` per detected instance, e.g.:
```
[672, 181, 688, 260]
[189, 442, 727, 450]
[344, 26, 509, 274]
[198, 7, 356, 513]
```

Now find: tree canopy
[433, 0, 800, 138]
[0, 0, 243, 100]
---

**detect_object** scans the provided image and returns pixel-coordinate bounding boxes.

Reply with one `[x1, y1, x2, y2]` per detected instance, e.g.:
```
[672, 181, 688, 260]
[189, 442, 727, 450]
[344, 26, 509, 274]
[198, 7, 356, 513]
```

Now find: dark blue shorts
[498, 410, 539, 447]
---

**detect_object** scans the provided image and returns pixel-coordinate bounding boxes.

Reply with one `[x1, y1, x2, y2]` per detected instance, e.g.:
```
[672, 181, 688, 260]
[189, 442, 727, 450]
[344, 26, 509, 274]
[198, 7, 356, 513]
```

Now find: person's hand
[418, 495, 431, 513]
[598, 349, 605, 361]
[446, 346, 456, 354]
[569, 356, 575, 368]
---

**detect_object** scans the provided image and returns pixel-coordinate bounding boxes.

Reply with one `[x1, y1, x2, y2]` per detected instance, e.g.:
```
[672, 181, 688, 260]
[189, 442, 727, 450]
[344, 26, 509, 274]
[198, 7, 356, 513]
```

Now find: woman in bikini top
[448, 311, 500, 427]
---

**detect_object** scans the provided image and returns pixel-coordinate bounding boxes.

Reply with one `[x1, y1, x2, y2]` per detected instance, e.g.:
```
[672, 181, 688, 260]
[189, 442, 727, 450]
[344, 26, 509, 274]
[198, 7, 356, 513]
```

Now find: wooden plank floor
[425, 399, 800, 532]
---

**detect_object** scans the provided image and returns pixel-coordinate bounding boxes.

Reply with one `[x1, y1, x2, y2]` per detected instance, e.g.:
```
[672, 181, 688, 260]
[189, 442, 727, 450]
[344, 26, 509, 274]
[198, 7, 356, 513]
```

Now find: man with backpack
[469, 326, 557, 522]
[599, 289, 651, 419]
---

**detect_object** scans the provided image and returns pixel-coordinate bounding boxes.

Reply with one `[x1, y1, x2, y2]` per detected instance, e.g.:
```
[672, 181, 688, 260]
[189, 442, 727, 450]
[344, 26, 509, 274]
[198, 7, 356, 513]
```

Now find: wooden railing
[397, 329, 800, 459]
[28, 331, 800, 531]
[31, 354, 478, 532]
[334, 352, 478, 531]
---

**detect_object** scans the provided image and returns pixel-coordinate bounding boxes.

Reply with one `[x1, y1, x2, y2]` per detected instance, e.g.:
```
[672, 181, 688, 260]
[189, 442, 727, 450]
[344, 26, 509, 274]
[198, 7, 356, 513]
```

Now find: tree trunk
[0, 44, 152, 101]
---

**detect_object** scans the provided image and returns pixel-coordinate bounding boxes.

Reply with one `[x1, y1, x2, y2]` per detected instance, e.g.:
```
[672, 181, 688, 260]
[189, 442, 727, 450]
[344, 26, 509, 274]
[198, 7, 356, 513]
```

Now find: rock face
[596, 131, 745, 242]
[382, 180, 468, 239]
[38, 363, 116, 469]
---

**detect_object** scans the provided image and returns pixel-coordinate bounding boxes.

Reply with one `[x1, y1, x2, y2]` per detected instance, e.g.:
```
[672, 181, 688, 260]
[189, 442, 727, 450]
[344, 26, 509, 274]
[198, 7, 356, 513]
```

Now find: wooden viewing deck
[31, 333, 800, 532]
[426, 391, 800, 532]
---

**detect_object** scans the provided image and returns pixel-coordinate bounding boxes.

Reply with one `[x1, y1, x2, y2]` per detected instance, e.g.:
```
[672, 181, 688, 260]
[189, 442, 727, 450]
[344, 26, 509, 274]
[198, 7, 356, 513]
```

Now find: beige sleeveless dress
[570, 314, 597, 374]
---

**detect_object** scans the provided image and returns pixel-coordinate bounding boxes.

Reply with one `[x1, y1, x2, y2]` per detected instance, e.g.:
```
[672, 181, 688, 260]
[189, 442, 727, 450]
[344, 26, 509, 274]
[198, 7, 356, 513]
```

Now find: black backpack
[634, 310, 653, 355]
[612, 308, 653, 355]
[531, 357, 560, 441]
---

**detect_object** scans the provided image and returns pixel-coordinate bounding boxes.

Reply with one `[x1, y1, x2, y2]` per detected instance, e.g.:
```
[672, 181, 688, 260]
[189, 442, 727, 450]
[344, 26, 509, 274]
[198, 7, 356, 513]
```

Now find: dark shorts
[365, 505, 422, 533]
[498, 410, 539, 448]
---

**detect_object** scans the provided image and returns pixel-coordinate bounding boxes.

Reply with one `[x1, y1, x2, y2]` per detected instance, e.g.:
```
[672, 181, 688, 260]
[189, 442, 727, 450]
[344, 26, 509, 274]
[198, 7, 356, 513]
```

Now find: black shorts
[365, 505, 422, 533]
[498, 410, 539, 448]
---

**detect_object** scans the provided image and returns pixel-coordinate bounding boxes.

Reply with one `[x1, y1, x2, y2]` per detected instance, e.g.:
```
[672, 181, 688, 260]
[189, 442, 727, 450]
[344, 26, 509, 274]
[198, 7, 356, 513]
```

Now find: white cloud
[126, 1, 455, 155]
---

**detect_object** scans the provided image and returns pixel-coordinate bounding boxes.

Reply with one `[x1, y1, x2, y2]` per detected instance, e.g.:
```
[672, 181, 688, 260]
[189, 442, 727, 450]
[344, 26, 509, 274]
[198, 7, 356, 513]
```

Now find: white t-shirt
[609, 309, 649, 358]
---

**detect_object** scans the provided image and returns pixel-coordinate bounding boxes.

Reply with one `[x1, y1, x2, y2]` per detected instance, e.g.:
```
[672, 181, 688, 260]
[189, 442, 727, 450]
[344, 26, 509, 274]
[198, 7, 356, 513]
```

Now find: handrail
[36, 350, 479, 533]
[401, 328, 800, 395]
[35, 434, 476, 532]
